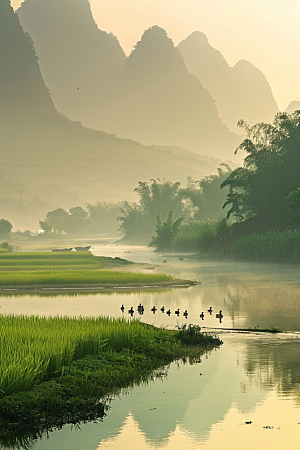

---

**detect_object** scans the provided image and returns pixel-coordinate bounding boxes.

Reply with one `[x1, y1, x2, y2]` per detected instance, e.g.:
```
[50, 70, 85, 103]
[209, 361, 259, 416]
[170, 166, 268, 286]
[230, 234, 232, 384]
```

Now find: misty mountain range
[1, 0, 227, 229]
[0, 0, 296, 229]
[17, 0, 278, 149]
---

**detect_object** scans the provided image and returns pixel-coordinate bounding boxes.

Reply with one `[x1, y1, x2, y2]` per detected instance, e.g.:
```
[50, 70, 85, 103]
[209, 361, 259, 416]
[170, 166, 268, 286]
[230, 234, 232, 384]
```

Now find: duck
[216, 310, 223, 319]
[207, 306, 213, 314]
[199, 312, 204, 320]
[160, 306, 165, 312]
[151, 306, 157, 312]
[120, 304, 125, 312]
[166, 309, 171, 315]
[175, 308, 180, 315]
[183, 310, 188, 318]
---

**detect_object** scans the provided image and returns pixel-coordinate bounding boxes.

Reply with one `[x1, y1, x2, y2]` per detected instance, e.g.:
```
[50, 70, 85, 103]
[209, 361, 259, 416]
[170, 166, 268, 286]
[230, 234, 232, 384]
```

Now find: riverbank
[0, 316, 221, 446]
[170, 221, 300, 264]
[0, 252, 194, 289]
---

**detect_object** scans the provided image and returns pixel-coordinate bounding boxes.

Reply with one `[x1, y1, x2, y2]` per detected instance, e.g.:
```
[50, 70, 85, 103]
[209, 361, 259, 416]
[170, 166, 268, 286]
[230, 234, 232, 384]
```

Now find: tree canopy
[221, 112, 300, 231]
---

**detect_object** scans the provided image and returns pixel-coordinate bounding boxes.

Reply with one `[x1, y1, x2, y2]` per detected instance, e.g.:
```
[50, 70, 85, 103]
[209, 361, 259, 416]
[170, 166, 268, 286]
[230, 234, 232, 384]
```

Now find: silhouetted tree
[180, 165, 231, 220]
[39, 208, 68, 234]
[0, 219, 12, 238]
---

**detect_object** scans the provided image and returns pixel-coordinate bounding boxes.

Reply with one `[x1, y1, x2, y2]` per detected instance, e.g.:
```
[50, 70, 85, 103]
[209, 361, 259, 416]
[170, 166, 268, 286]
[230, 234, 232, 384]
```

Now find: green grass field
[0, 315, 176, 397]
[0, 252, 174, 286]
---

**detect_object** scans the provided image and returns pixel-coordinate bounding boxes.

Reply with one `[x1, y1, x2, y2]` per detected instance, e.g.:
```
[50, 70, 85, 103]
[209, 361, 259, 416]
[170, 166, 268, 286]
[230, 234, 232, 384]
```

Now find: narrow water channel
[1, 244, 300, 449]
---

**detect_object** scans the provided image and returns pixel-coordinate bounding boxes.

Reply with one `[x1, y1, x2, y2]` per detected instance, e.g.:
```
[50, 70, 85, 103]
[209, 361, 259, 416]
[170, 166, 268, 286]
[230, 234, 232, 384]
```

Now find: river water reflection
[1, 244, 300, 449]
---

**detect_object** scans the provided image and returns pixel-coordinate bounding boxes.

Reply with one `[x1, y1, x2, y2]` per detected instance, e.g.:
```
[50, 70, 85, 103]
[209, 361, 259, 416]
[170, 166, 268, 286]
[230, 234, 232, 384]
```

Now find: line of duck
[120, 304, 223, 321]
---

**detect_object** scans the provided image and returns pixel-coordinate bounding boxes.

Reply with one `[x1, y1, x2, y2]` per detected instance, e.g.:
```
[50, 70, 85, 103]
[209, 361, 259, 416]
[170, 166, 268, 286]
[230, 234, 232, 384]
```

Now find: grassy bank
[0, 252, 180, 287]
[0, 316, 219, 398]
[170, 220, 300, 264]
[0, 270, 173, 286]
[0, 316, 221, 446]
[0, 315, 176, 397]
[230, 231, 300, 263]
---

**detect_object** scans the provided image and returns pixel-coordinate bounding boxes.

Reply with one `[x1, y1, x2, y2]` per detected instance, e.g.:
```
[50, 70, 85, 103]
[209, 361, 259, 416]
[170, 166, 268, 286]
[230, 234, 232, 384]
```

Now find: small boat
[151, 306, 157, 313]
[166, 309, 171, 315]
[207, 306, 213, 314]
[74, 246, 91, 251]
[120, 304, 125, 312]
[51, 248, 73, 252]
[160, 306, 165, 312]
[183, 310, 188, 318]
[199, 312, 205, 320]
[175, 308, 180, 315]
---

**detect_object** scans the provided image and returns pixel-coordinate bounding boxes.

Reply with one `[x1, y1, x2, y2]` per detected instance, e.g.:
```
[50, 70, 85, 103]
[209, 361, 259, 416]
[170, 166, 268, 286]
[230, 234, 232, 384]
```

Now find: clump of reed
[172, 218, 231, 254]
[0, 315, 179, 398]
[230, 231, 300, 263]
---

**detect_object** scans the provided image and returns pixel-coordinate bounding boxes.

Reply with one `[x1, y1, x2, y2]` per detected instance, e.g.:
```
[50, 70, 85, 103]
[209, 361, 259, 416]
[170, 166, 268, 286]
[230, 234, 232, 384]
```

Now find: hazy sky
[12, 0, 300, 110]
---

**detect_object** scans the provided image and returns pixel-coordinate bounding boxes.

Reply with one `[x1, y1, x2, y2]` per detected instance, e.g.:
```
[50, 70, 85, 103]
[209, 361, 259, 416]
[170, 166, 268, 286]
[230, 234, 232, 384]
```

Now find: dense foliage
[118, 169, 231, 242]
[230, 231, 300, 263]
[221, 112, 300, 230]
[39, 202, 121, 235]
[0, 218, 12, 238]
[118, 179, 184, 239]
[150, 211, 183, 251]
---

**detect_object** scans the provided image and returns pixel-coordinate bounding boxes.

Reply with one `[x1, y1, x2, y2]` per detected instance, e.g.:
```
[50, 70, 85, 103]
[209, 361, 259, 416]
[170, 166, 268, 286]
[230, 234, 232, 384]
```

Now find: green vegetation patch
[0, 270, 173, 286]
[230, 231, 300, 264]
[0, 315, 221, 446]
[0, 315, 221, 398]
[0, 252, 176, 286]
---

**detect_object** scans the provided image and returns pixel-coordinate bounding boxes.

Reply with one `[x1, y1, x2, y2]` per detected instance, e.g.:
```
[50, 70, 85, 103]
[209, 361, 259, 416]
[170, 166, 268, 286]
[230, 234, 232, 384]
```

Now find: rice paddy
[0, 315, 181, 398]
[0, 252, 174, 286]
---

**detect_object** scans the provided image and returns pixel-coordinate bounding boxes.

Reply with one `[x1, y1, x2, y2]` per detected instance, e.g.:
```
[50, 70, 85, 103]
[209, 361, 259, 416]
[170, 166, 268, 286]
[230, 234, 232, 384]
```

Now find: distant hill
[178, 31, 278, 132]
[17, 0, 126, 123]
[1, 0, 231, 230]
[285, 101, 300, 114]
[17, 0, 239, 159]
[101, 26, 239, 158]
[0, 0, 55, 116]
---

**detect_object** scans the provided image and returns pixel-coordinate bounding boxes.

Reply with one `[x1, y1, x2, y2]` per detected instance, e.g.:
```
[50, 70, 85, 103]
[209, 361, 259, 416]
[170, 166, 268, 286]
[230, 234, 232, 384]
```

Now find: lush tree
[39, 208, 68, 234]
[118, 179, 185, 239]
[286, 187, 300, 227]
[0, 241, 13, 252]
[221, 112, 300, 231]
[86, 202, 121, 233]
[150, 210, 183, 251]
[0, 218, 12, 238]
[180, 165, 231, 221]
[63, 206, 89, 234]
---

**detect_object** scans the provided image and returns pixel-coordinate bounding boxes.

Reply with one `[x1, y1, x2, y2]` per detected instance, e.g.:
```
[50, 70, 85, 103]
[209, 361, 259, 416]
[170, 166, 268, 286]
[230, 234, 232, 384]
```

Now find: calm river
[1, 244, 300, 449]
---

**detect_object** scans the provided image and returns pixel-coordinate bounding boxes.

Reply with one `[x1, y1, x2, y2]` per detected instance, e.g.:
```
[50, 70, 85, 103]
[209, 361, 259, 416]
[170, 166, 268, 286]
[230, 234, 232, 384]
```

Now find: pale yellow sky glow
[12, 0, 300, 109]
